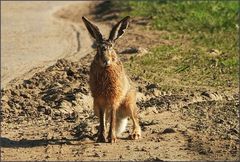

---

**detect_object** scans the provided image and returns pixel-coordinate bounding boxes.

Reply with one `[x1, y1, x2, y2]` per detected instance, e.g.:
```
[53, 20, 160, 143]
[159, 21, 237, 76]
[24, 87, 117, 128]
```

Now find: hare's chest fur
[89, 62, 130, 105]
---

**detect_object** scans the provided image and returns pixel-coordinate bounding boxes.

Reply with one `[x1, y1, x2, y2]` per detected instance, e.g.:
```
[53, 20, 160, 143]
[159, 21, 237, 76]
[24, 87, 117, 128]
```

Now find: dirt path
[1, 2, 239, 161]
[1, 1, 105, 89]
[1, 52, 238, 160]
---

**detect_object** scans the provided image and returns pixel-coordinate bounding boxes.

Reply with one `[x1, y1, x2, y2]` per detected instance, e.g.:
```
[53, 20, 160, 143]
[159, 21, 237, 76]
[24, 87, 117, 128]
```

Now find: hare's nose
[104, 60, 111, 66]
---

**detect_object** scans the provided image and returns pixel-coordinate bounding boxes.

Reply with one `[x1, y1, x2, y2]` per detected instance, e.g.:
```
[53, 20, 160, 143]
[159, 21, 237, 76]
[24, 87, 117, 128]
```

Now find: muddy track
[1, 2, 239, 161]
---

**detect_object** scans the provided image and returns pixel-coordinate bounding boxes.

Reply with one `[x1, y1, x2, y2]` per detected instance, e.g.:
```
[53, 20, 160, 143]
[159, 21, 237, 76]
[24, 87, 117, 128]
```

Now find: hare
[82, 16, 141, 143]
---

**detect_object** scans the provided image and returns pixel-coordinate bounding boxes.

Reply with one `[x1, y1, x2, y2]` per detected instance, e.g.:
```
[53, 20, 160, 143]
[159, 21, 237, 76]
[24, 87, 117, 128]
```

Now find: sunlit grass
[109, 1, 238, 91]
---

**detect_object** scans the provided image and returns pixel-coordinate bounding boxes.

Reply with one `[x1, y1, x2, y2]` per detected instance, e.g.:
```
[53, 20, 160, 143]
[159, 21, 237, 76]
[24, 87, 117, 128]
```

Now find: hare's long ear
[82, 16, 103, 43]
[108, 16, 130, 42]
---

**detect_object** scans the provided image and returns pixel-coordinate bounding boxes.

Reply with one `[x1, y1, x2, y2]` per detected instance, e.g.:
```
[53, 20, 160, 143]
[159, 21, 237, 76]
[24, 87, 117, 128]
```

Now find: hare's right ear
[108, 16, 130, 42]
[82, 16, 103, 43]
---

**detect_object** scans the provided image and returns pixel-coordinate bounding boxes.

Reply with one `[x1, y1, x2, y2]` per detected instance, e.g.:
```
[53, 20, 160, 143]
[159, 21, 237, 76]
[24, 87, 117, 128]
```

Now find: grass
[107, 1, 239, 91]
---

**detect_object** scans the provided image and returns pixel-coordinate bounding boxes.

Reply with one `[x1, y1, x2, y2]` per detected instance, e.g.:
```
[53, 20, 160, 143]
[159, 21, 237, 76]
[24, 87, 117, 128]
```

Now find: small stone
[208, 49, 221, 56]
[82, 137, 92, 142]
[20, 92, 31, 99]
[94, 152, 102, 157]
[66, 68, 75, 77]
[146, 83, 158, 90]
[151, 137, 157, 141]
[201, 91, 218, 100]
[37, 106, 46, 112]
[1, 95, 9, 102]
[54, 110, 61, 116]
[229, 128, 238, 134]
[151, 129, 158, 134]
[94, 143, 101, 146]
[153, 89, 161, 97]
[162, 128, 176, 134]
[150, 157, 164, 161]
[119, 47, 139, 54]
[175, 124, 187, 132]
[136, 47, 148, 57]
[141, 147, 148, 152]
[11, 90, 20, 96]
[44, 107, 52, 115]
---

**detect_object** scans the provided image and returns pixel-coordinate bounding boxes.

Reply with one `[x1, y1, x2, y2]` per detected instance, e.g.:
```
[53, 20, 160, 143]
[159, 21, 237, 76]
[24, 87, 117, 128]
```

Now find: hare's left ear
[108, 16, 130, 42]
[82, 16, 103, 43]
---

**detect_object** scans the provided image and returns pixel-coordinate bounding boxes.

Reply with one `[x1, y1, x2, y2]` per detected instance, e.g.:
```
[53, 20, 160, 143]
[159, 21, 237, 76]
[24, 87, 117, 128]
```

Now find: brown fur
[89, 52, 141, 143]
[90, 59, 124, 106]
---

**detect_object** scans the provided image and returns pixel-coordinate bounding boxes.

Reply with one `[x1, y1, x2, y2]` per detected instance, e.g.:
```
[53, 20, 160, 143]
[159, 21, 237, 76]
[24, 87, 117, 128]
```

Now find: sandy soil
[1, 1, 101, 89]
[1, 1, 239, 161]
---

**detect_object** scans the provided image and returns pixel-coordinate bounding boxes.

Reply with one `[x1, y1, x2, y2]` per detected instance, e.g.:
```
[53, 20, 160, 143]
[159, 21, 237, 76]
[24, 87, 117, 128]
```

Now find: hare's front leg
[107, 108, 117, 143]
[129, 104, 141, 140]
[96, 107, 107, 143]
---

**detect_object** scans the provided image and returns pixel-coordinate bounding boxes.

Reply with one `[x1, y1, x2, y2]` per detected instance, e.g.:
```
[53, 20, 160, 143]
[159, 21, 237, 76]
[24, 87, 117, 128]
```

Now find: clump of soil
[1, 58, 91, 122]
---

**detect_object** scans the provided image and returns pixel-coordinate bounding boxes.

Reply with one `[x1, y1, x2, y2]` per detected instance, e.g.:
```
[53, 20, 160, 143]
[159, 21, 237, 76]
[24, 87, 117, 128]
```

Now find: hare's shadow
[0, 136, 134, 148]
[0, 137, 81, 148]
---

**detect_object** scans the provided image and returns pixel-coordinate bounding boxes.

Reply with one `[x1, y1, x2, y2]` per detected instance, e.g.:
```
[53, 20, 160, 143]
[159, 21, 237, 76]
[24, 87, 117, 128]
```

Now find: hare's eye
[101, 46, 107, 51]
[110, 44, 114, 49]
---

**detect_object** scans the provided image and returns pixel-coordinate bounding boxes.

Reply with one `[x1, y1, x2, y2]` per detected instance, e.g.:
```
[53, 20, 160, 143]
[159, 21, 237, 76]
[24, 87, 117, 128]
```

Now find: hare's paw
[130, 130, 141, 140]
[107, 135, 117, 143]
[109, 136, 117, 143]
[97, 134, 107, 143]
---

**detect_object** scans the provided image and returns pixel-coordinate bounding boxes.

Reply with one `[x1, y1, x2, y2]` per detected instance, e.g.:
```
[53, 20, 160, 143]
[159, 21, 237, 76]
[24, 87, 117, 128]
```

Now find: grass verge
[105, 1, 239, 92]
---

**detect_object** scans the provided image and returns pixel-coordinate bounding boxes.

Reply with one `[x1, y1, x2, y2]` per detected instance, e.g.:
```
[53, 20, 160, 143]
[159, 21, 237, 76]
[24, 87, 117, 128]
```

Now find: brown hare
[82, 16, 141, 143]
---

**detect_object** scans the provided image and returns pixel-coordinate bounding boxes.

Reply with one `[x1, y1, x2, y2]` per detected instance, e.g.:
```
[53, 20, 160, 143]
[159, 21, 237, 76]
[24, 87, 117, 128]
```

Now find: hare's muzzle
[103, 60, 110, 66]
[101, 51, 113, 67]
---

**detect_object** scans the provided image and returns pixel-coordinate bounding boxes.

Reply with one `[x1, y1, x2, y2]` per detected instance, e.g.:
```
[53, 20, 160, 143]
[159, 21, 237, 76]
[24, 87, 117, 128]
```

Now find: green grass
[109, 1, 239, 91]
